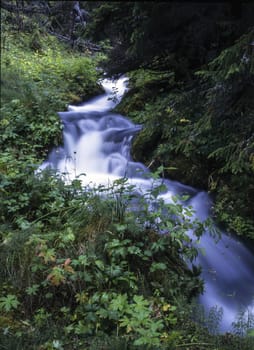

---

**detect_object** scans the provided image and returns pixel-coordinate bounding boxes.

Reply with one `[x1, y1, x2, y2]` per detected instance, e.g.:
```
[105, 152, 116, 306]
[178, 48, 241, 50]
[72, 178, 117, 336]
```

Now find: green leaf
[0, 294, 20, 312]
[26, 284, 40, 296]
[150, 262, 167, 273]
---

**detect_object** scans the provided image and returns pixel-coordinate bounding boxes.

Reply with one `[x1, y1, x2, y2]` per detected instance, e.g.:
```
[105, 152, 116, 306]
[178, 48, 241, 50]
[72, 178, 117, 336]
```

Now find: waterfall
[38, 76, 254, 333]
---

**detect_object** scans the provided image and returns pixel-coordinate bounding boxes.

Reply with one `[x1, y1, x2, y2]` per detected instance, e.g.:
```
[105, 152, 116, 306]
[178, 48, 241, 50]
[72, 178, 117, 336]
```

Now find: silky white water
[38, 76, 254, 333]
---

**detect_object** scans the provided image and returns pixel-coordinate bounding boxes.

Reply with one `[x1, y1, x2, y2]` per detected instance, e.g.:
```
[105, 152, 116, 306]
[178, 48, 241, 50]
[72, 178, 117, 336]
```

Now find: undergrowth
[1, 173, 253, 349]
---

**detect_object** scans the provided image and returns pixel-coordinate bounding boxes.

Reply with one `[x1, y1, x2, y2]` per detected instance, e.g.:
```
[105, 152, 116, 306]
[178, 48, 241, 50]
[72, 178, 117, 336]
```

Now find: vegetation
[88, 2, 254, 238]
[0, 173, 201, 349]
[1, 1, 254, 349]
[1, 23, 103, 157]
[116, 29, 254, 238]
[1, 171, 253, 349]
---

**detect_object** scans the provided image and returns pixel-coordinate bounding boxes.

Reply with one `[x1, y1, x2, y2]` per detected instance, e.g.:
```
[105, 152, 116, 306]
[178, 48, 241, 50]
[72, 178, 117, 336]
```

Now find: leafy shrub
[0, 173, 205, 349]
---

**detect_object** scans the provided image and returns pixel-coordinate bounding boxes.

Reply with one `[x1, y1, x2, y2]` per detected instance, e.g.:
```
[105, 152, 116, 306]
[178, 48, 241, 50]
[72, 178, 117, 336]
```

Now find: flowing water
[38, 76, 254, 333]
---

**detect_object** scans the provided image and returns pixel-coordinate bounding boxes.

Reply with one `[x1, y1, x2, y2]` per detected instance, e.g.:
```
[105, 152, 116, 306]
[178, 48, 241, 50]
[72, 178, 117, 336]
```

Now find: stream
[38, 76, 254, 333]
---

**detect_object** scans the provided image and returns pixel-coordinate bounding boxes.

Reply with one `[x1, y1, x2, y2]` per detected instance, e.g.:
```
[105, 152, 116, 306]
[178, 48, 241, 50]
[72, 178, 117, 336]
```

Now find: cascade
[38, 76, 254, 332]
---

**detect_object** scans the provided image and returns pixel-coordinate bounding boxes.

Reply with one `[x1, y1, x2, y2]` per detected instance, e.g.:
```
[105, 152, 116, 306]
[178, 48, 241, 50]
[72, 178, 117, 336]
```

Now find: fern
[208, 141, 253, 174]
